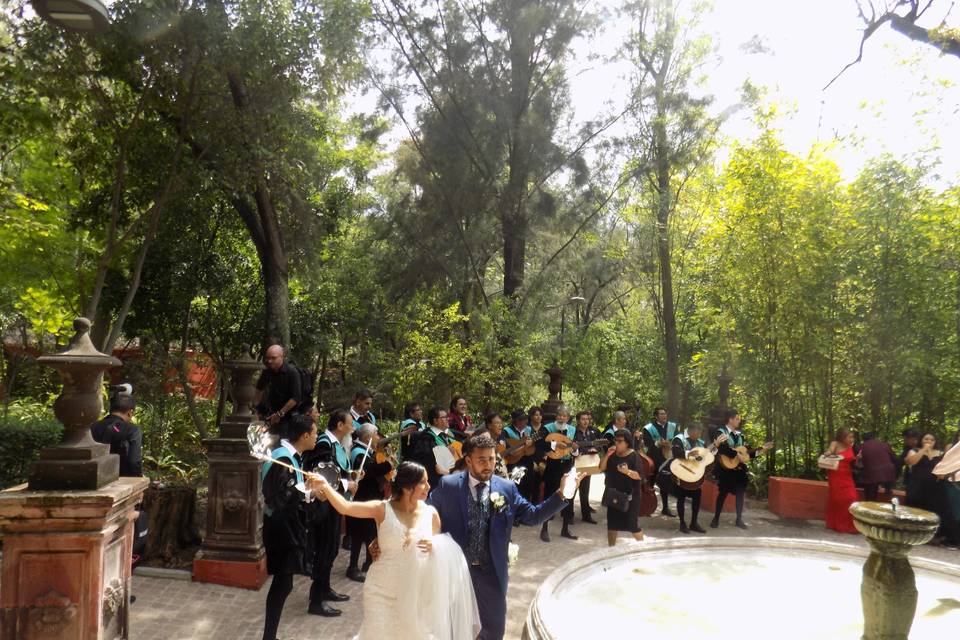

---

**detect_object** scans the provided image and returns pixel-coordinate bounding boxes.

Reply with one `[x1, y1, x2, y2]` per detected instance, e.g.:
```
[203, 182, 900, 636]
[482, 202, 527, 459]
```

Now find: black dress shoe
[690, 523, 707, 534]
[346, 567, 366, 583]
[588, 505, 597, 513]
[308, 602, 341, 617]
[735, 520, 749, 530]
[679, 522, 690, 534]
[709, 519, 719, 529]
[661, 509, 676, 517]
[560, 527, 578, 540]
[324, 589, 350, 602]
[540, 526, 551, 542]
[581, 515, 598, 524]
[341, 536, 351, 551]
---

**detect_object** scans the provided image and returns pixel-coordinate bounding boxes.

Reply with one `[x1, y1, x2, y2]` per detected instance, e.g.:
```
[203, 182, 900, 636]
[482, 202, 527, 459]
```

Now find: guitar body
[543, 434, 608, 460]
[670, 447, 715, 490]
[503, 437, 536, 465]
[719, 446, 751, 470]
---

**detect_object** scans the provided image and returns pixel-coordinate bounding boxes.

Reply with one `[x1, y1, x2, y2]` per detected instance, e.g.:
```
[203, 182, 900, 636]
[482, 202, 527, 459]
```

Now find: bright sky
[568, 0, 960, 185]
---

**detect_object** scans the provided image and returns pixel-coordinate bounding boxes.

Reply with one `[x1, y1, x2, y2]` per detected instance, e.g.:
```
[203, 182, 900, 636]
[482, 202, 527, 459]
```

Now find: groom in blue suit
[428, 432, 583, 639]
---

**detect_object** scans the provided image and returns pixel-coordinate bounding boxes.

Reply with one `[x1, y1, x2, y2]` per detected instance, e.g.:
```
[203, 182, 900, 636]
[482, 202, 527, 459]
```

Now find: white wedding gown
[355, 501, 481, 640]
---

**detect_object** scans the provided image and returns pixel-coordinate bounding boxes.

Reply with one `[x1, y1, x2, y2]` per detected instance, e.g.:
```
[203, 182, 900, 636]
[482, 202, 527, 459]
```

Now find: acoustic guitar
[718, 441, 774, 470]
[544, 433, 609, 460]
[502, 431, 545, 465]
[669, 434, 728, 489]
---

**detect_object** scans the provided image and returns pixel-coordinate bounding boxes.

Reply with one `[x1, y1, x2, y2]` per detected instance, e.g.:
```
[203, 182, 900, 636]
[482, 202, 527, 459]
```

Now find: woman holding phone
[599, 429, 646, 546]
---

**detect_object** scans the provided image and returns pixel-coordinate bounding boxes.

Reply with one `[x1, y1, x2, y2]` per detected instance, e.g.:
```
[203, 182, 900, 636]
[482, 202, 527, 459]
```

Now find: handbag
[818, 454, 841, 471]
[602, 486, 632, 512]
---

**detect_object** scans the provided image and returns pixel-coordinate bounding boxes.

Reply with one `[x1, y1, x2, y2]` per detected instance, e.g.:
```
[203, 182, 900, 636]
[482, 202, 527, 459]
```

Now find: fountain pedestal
[849, 501, 940, 640]
[192, 353, 267, 589]
[0, 318, 148, 640]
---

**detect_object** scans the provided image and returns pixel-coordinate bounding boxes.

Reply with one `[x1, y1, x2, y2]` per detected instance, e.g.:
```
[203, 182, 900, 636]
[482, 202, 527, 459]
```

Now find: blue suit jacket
[427, 471, 567, 593]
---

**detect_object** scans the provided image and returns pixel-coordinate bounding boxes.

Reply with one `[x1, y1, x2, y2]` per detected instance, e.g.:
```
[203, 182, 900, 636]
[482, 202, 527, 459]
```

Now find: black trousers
[578, 474, 593, 518]
[470, 564, 505, 640]
[309, 509, 341, 603]
[714, 485, 746, 521]
[656, 473, 673, 511]
[863, 482, 893, 501]
[542, 459, 572, 524]
[674, 485, 702, 525]
[262, 573, 293, 640]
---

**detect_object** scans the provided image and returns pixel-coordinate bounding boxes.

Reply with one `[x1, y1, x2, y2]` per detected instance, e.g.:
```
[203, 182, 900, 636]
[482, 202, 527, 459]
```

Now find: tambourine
[308, 460, 342, 486]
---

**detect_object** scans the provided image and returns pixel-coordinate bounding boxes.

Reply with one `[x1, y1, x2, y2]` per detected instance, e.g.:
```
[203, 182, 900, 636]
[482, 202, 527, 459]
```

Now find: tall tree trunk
[653, 69, 680, 417]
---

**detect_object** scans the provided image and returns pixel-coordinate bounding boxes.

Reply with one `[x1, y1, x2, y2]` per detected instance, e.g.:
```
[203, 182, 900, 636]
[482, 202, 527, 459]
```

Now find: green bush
[0, 414, 62, 488]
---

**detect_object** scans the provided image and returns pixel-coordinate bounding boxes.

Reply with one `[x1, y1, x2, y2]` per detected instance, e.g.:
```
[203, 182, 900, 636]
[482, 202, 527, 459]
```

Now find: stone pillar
[0, 318, 149, 640]
[541, 360, 563, 423]
[192, 352, 267, 589]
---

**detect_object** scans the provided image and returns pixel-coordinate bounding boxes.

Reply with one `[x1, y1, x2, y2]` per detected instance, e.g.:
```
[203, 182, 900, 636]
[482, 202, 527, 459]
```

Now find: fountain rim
[525, 536, 960, 639]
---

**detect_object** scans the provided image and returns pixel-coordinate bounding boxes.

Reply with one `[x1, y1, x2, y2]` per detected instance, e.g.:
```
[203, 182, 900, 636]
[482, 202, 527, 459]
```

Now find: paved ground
[130, 476, 959, 639]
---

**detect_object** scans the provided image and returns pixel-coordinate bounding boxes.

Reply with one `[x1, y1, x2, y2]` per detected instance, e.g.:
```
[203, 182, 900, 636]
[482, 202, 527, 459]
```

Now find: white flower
[508, 543, 520, 566]
[489, 491, 506, 511]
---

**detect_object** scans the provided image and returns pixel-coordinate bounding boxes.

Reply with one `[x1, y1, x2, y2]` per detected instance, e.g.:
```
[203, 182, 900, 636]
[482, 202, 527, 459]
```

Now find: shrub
[0, 413, 62, 488]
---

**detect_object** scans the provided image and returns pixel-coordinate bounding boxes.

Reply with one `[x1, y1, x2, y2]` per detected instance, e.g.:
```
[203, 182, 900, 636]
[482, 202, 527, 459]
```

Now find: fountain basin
[523, 537, 960, 640]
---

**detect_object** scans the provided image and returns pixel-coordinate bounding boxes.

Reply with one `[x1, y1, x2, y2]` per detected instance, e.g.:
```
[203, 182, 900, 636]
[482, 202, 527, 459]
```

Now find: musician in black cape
[344, 423, 393, 582]
[407, 406, 456, 491]
[670, 423, 719, 534]
[260, 413, 320, 640]
[710, 408, 772, 530]
[301, 409, 357, 617]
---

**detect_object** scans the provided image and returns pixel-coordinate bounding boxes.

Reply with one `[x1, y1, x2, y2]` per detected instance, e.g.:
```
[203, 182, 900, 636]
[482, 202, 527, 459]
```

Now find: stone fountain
[850, 500, 941, 640]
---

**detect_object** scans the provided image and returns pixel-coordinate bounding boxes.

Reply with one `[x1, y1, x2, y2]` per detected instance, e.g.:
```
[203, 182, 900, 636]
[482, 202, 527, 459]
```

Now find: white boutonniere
[489, 491, 506, 512]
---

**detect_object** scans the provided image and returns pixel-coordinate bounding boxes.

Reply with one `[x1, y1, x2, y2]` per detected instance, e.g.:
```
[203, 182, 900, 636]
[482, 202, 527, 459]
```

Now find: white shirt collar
[430, 426, 449, 437]
[279, 439, 298, 457]
[467, 472, 489, 492]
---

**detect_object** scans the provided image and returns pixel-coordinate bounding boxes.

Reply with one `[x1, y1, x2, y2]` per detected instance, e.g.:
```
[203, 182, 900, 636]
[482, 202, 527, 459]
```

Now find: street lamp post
[31, 0, 111, 33]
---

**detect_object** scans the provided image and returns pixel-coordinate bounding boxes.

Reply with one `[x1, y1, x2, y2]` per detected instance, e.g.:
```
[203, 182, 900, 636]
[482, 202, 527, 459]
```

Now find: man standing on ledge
[254, 345, 307, 431]
[428, 433, 585, 640]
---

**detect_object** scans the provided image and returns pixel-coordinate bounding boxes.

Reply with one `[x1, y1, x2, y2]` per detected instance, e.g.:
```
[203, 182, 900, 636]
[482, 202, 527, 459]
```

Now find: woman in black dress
[906, 432, 959, 546]
[599, 429, 646, 546]
[261, 413, 320, 640]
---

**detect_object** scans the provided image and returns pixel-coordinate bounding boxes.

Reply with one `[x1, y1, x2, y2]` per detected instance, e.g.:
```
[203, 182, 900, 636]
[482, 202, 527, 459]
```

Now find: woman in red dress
[824, 427, 859, 534]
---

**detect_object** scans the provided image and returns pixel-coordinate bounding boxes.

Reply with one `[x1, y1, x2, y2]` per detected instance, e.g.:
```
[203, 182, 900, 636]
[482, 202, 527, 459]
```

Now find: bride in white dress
[316, 460, 480, 639]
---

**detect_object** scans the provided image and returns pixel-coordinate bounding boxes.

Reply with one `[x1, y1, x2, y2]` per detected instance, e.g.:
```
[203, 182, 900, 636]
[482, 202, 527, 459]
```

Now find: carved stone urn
[30, 317, 121, 490]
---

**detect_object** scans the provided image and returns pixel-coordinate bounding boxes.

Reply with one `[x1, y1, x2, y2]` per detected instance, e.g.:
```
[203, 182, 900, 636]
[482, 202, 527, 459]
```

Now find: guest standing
[254, 345, 308, 431]
[824, 428, 859, 534]
[398, 402, 425, 461]
[572, 410, 602, 524]
[407, 406, 455, 490]
[859, 432, 899, 501]
[906, 433, 960, 547]
[599, 429, 645, 545]
[640, 407, 679, 517]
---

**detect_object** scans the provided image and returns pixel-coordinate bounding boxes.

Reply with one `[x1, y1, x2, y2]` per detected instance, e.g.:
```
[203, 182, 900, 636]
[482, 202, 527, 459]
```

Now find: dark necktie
[468, 482, 488, 563]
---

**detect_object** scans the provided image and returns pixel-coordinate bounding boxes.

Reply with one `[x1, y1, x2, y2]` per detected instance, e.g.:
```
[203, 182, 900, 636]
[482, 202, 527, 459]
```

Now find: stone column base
[0, 477, 149, 640]
[192, 552, 267, 590]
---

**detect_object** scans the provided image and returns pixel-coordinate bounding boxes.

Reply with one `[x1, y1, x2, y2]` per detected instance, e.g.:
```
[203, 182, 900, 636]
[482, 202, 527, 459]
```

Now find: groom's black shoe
[560, 525, 578, 540]
[346, 567, 366, 583]
[539, 523, 550, 542]
[324, 589, 350, 602]
[581, 515, 598, 524]
[308, 602, 341, 617]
